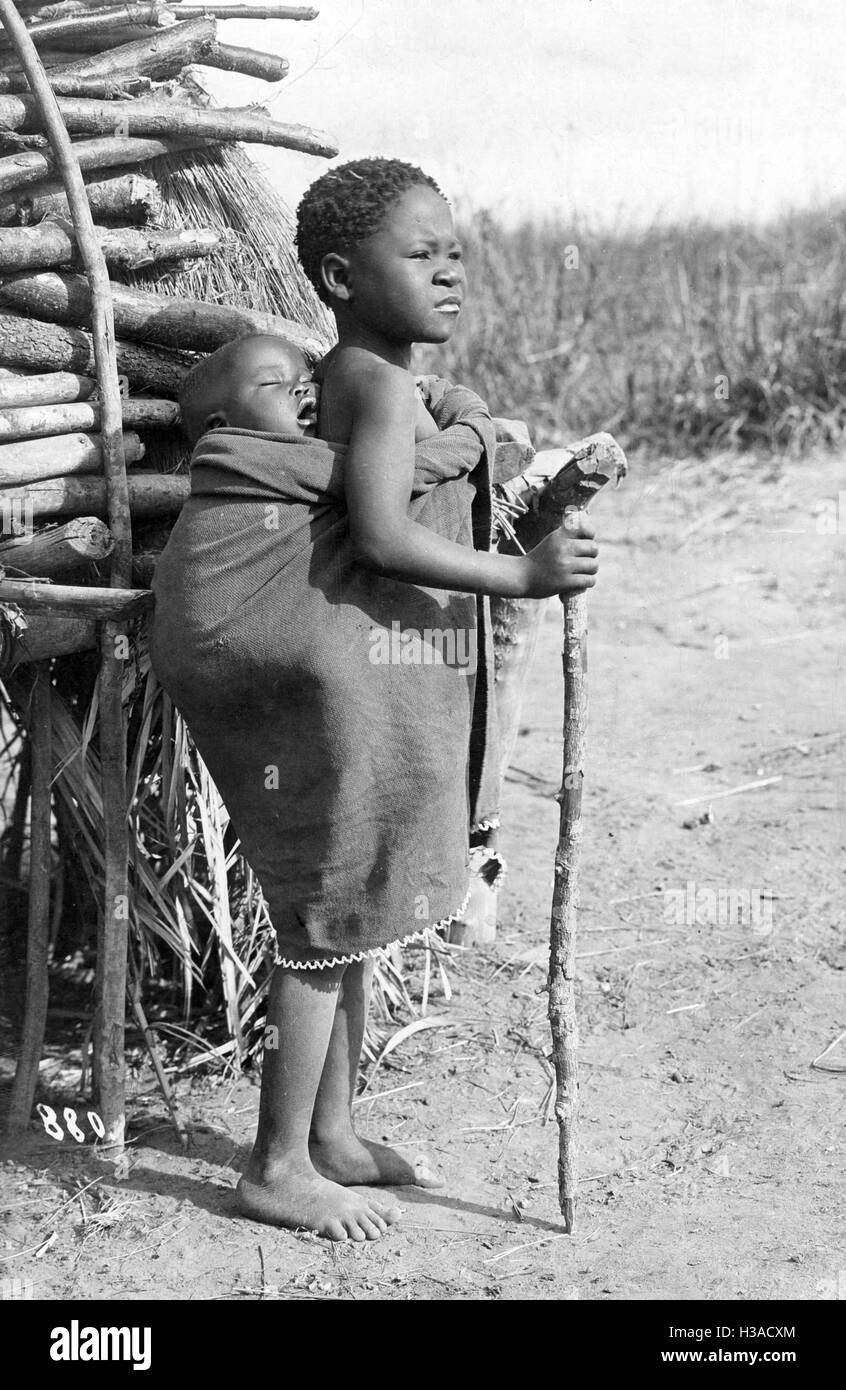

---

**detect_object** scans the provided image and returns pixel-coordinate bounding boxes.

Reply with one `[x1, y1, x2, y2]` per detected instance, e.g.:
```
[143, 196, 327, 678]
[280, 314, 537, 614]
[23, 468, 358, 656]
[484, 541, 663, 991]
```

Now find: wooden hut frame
[1, 0, 132, 1144]
[0, 0, 333, 1149]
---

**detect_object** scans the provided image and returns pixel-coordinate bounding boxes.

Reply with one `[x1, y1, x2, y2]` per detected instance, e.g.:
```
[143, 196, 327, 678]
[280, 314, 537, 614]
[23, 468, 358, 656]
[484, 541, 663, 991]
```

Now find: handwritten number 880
[35, 1104, 105, 1142]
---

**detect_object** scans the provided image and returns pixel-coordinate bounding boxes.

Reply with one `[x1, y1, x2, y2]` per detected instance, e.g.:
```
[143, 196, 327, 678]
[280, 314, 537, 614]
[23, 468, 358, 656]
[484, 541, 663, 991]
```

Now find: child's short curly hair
[295, 157, 444, 305]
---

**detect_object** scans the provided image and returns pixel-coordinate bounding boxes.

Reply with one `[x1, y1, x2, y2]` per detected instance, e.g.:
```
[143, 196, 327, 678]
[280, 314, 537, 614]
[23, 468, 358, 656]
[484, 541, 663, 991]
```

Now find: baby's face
[226, 338, 318, 436]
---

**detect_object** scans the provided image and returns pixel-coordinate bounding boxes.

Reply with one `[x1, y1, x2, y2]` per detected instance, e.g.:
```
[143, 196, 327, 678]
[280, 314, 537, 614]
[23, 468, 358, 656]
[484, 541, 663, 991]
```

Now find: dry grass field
[424, 204, 846, 455]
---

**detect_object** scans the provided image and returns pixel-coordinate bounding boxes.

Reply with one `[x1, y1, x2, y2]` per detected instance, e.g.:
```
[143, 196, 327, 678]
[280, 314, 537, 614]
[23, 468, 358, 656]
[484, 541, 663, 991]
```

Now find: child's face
[222, 338, 318, 436]
[341, 185, 467, 345]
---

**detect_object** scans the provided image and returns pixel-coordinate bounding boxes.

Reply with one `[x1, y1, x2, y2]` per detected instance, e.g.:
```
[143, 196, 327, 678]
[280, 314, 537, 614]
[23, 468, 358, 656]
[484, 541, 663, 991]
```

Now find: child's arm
[342, 358, 597, 600]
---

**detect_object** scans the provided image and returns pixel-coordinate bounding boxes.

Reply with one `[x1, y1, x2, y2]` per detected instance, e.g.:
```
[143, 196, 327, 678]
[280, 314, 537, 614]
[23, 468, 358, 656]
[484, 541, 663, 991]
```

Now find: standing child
[151, 158, 598, 1241]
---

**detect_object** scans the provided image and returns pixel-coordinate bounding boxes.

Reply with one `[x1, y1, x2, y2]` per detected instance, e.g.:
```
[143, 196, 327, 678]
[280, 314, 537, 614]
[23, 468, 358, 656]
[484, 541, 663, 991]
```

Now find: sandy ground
[2, 446, 844, 1302]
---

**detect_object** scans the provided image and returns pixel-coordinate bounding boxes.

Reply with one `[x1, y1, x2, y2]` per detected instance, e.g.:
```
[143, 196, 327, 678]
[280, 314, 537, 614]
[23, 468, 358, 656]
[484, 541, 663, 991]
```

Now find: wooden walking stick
[547, 433, 627, 1233]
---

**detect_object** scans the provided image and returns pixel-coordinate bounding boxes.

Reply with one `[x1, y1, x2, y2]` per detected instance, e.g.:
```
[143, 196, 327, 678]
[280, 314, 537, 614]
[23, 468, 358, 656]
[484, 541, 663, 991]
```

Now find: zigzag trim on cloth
[273, 881, 474, 971]
[471, 815, 501, 834]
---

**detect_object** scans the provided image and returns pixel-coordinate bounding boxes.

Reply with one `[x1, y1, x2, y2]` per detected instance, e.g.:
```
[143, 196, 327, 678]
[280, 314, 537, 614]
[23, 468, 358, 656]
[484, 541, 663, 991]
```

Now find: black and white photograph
[0, 0, 843, 1341]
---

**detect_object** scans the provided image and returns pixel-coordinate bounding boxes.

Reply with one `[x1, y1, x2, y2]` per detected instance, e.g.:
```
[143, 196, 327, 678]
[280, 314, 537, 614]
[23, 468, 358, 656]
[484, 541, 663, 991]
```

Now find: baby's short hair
[178, 340, 241, 447]
[295, 156, 444, 305]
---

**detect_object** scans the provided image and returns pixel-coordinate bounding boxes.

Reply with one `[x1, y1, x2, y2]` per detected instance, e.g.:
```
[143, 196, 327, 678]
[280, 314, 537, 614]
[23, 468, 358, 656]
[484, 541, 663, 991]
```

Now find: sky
[209, 0, 846, 228]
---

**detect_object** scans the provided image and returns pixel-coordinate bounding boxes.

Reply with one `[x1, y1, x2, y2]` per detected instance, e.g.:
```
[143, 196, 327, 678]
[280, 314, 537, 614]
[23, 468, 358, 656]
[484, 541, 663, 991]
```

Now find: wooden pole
[548, 581, 585, 1233]
[16, 1, 124, 16]
[0, 515, 114, 573]
[0, 370, 95, 406]
[197, 41, 289, 82]
[0, 312, 189, 396]
[0, 132, 220, 196]
[177, 4, 317, 17]
[1, 609, 97, 668]
[3, 30, 157, 56]
[50, 13, 216, 79]
[546, 435, 627, 1232]
[0, 577, 152, 617]
[4, 2, 172, 45]
[5, 660, 52, 1134]
[0, 430, 144, 483]
[0, 171, 163, 227]
[0, 95, 338, 158]
[0, 471, 189, 517]
[0, 221, 220, 271]
[0, 396, 178, 440]
[0, 0, 131, 1150]
[0, 68, 151, 95]
[0, 272, 328, 357]
[0, 46, 78, 70]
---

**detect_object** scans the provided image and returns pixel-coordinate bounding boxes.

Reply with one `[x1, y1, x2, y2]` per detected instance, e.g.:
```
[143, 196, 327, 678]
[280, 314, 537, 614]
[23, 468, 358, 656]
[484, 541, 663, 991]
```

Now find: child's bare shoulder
[326, 346, 412, 396]
[318, 347, 417, 442]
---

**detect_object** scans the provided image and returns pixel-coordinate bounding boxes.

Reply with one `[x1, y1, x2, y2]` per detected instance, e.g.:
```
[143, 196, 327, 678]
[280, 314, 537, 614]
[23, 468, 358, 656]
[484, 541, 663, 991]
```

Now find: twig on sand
[483, 1232, 572, 1264]
[734, 1004, 769, 1031]
[129, 1216, 189, 1262]
[358, 1015, 454, 1096]
[576, 1164, 641, 1185]
[675, 775, 782, 807]
[577, 937, 671, 960]
[457, 1119, 535, 1136]
[352, 1080, 423, 1108]
[0, 1234, 53, 1262]
[810, 1029, 846, 1073]
[38, 1174, 103, 1228]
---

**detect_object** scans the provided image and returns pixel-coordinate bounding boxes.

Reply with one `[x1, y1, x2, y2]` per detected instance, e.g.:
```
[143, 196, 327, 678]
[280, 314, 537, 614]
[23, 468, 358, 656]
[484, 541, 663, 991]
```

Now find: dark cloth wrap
[150, 380, 501, 967]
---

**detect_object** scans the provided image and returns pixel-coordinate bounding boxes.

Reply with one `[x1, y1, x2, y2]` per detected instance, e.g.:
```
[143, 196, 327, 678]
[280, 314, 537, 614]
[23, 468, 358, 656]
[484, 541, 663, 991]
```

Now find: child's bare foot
[310, 1129, 444, 1189]
[236, 1156, 401, 1241]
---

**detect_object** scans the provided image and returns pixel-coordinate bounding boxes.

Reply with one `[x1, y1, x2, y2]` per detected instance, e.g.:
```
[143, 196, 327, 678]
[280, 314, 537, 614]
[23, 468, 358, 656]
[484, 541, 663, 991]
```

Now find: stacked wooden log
[0, 0, 334, 674]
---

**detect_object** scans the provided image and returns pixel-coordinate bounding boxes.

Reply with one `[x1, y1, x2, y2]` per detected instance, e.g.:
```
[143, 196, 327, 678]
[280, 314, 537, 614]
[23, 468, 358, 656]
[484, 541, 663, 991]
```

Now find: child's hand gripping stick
[493, 431, 628, 598]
